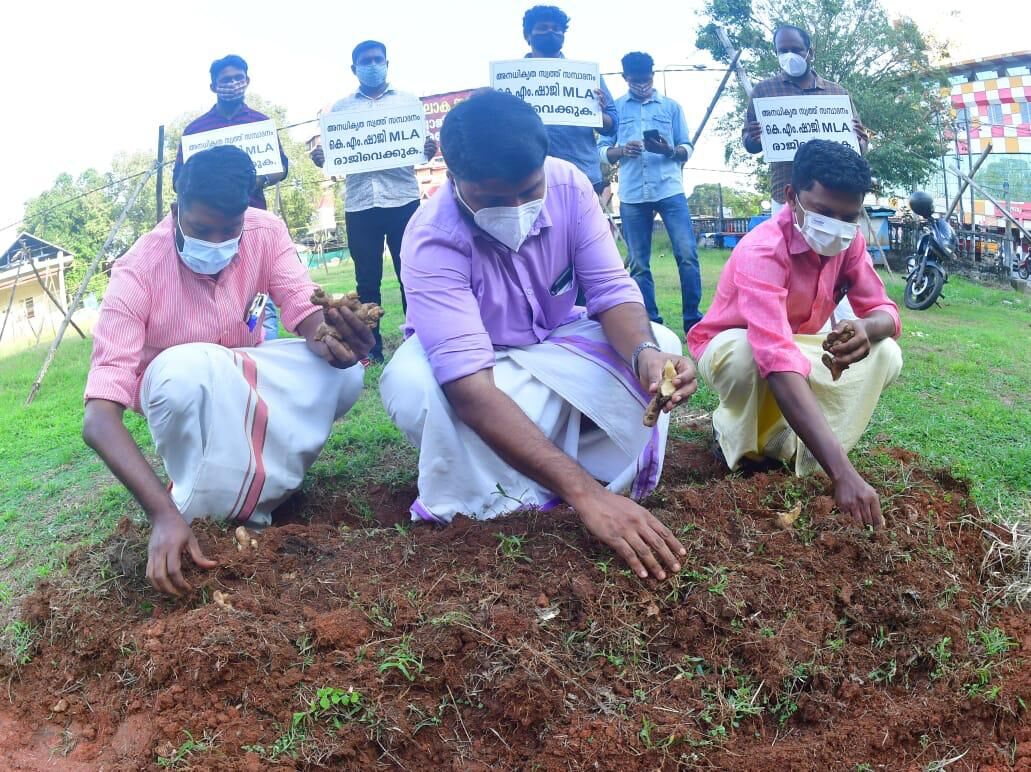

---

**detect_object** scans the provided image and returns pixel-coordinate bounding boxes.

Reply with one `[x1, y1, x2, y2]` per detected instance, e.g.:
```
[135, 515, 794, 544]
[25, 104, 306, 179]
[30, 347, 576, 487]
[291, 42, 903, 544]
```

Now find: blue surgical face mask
[355, 63, 388, 89]
[176, 209, 241, 274]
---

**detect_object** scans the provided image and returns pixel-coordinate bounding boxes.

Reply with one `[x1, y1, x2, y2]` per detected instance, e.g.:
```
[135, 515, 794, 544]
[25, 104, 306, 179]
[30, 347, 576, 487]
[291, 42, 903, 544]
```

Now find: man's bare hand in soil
[572, 489, 685, 580]
[148, 510, 217, 596]
[83, 398, 220, 597]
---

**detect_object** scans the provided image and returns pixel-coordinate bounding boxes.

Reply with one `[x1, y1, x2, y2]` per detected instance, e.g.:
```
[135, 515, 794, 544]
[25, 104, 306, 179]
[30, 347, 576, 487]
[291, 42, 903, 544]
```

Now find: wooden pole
[717, 183, 725, 243]
[0, 251, 26, 344]
[691, 50, 742, 148]
[945, 142, 992, 220]
[25, 165, 157, 406]
[28, 257, 86, 339]
[715, 26, 753, 97]
[156, 125, 165, 224]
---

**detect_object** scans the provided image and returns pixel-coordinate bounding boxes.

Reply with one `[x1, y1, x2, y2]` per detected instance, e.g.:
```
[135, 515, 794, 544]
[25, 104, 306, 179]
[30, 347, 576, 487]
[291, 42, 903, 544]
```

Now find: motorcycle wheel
[904, 265, 946, 310]
[1019, 265, 1030, 280]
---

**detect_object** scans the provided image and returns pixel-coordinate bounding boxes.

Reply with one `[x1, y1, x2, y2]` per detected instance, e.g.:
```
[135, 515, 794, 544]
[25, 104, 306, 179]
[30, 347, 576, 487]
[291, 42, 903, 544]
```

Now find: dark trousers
[344, 200, 420, 359]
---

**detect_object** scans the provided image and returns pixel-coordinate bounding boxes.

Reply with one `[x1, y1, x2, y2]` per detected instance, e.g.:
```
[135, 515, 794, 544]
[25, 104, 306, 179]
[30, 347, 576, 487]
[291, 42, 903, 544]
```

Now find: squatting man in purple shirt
[380, 90, 696, 580]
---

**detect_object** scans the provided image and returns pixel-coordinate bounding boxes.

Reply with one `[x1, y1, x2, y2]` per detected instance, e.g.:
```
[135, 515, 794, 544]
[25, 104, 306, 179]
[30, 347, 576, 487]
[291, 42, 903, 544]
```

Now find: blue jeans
[262, 300, 280, 340]
[620, 194, 702, 332]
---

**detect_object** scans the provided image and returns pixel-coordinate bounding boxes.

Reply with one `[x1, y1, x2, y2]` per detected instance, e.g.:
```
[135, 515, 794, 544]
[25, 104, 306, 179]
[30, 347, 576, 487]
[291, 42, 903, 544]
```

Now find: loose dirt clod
[643, 359, 677, 427]
[821, 322, 855, 381]
[50, 698, 68, 714]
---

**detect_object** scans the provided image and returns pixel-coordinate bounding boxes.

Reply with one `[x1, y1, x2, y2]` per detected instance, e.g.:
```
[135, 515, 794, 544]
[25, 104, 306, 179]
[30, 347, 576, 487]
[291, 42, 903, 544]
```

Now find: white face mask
[454, 181, 546, 252]
[793, 201, 857, 257]
[778, 52, 809, 78]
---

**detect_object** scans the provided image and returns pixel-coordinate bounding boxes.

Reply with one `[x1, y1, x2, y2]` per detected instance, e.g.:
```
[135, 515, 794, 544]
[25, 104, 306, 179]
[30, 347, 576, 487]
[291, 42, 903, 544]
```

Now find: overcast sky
[1, 0, 1026, 240]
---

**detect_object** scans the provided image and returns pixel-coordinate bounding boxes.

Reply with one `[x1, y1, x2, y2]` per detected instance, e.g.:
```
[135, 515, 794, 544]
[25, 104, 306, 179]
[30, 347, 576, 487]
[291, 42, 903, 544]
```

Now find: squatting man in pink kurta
[82, 146, 375, 597]
[688, 140, 903, 529]
[380, 90, 697, 581]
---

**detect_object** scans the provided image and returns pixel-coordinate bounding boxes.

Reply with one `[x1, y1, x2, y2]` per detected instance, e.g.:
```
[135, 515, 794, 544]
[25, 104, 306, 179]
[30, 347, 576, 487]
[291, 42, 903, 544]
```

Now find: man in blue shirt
[600, 51, 702, 334]
[522, 5, 617, 191]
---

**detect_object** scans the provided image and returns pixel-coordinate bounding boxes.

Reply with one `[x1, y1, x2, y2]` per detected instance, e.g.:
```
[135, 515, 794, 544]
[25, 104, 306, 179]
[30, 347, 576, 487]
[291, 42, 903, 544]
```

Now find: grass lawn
[1, 237, 1028, 611]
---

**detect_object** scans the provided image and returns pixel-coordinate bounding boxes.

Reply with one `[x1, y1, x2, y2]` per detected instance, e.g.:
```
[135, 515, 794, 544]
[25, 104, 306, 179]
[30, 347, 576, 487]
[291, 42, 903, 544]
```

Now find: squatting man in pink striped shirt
[688, 141, 903, 529]
[82, 146, 375, 596]
[381, 91, 695, 581]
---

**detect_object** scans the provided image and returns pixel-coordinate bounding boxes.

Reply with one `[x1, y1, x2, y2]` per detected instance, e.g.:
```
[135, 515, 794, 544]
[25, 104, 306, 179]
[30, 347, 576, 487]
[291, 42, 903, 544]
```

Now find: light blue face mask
[176, 209, 240, 275]
[355, 62, 388, 89]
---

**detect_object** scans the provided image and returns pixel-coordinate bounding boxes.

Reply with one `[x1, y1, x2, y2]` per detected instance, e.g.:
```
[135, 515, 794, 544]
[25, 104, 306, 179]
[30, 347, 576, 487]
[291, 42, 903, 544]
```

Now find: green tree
[22, 170, 119, 297]
[688, 183, 765, 217]
[978, 157, 1031, 203]
[696, 0, 947, 194]
[21, 94, 325, 300]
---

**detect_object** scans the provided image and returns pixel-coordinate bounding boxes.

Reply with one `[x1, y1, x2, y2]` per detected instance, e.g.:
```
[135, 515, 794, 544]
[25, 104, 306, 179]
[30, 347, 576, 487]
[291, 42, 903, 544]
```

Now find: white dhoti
[140, 338, 364, 526]
[380, 318, 682, 523]
[698, 328, 902, 476]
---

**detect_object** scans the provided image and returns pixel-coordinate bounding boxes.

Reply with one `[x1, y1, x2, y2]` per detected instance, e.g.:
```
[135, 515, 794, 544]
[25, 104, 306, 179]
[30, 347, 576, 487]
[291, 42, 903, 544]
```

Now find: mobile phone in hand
[643, 129, 662, 143]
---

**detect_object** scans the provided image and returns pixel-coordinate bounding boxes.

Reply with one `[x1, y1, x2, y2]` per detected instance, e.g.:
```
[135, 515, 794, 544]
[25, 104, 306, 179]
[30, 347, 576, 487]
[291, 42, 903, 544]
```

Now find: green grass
[0, 237, 1028, 612]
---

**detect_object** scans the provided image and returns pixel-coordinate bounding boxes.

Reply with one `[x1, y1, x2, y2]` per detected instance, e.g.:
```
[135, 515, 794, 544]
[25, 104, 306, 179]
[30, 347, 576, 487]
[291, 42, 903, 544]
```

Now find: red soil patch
[2, 442, 1028, 770]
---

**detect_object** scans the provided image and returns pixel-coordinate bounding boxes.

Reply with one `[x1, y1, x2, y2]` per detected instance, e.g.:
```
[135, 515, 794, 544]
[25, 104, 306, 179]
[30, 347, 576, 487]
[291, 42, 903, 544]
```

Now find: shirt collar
[354, 85, 395, 100]
[778, 201, 813, 256]
[210, 101, 249, 119]
[779, 71, 829, 91]
[630, 88, 660, 104]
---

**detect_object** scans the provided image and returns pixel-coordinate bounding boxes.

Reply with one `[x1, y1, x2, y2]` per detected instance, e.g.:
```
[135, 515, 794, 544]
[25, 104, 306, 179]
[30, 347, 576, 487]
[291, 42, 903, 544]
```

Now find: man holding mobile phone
[599, 51, 702, 337]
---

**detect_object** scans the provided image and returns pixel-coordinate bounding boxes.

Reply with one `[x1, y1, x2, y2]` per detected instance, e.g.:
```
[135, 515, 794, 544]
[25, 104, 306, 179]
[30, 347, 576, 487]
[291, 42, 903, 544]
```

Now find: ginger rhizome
[643, 359, 677, 427]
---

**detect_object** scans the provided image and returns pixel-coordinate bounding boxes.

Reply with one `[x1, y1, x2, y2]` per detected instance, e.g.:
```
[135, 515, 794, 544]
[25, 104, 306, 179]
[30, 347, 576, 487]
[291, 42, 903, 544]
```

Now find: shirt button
[524, 287, 534, 296]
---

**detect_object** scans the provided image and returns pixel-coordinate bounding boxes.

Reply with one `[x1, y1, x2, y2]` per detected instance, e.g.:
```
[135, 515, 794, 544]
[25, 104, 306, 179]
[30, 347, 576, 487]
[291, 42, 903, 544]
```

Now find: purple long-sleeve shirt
[401, 158, 643, 385]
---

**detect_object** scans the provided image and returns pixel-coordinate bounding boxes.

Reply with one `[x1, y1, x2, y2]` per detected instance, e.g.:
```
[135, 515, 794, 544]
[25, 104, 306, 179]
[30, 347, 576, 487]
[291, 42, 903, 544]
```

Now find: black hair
[352, 40, 387, 65]
[441, 90, 549, 183]
[209, 54, 248, 84]
[175, 145, 256, 216]
[791, 140, 872, 196]
[522, 5, 570, 37]
[773, 25, 811, 50]
[621, 52, 654, 75]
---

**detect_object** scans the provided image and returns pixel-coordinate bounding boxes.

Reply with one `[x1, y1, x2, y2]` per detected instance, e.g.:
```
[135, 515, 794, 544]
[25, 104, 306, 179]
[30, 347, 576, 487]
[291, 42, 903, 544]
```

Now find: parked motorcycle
[903, 191, 953, 310]
[1015, 250, 1030, 281]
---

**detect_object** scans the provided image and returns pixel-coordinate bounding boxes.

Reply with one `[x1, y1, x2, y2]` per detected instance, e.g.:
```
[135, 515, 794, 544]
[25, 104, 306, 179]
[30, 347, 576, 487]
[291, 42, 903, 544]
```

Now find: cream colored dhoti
[698, 328, 902, 475]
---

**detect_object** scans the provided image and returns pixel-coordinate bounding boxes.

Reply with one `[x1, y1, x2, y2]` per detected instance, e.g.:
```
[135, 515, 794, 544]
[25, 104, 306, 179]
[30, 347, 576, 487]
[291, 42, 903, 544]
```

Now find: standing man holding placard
[599, 52, 703, 336]
[521, 5, 617, 193]
[742, 26, 868, 215]
[742, 25, 870, 327]
[311, 40, 437, 362]
[174, 55, 291, 341]
[173, 55, 289, 212]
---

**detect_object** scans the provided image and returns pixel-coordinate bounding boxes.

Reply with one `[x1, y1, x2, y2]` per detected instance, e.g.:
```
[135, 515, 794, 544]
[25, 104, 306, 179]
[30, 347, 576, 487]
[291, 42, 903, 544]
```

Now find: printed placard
[181, 120, 283, 175]
[753, 95, 859, 162]
[490, 59, 601, 128]
[320, 96, 428, 175]
[421, 90, 476, 158]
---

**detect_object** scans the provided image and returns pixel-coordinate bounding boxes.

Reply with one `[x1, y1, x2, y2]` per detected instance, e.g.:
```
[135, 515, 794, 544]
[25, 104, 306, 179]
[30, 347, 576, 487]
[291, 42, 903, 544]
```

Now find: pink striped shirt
[85, 208, 319, 411]
[687, 205, 900, 378]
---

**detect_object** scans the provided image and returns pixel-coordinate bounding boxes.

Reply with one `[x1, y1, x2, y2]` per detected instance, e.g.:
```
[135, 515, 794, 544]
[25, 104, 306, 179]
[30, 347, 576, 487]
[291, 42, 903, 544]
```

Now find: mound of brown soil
[2, 442, 1028, 770]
